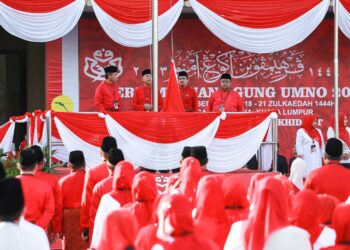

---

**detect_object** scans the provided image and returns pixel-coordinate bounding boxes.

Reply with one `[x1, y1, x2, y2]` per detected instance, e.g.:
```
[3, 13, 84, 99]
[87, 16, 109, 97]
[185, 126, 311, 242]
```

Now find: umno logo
[84, 49, 123, 82]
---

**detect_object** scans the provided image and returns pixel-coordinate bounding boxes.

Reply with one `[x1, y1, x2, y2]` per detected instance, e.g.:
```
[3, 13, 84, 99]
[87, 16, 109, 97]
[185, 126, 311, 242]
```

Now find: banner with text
[47, 18, 350, 160]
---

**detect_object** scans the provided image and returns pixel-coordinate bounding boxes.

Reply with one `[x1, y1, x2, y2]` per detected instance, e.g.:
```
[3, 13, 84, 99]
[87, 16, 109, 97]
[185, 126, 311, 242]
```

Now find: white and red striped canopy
[1, 0, 349, 51]
[1, 111, 275, 172]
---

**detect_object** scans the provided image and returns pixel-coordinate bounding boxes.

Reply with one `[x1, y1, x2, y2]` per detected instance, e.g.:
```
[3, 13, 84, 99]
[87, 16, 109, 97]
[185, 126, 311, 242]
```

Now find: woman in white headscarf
[289, 157, 307, 190]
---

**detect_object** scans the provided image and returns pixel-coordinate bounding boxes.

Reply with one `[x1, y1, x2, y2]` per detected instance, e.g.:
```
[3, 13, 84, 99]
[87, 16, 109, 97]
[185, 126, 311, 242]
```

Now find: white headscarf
[289, 157, 307, 190]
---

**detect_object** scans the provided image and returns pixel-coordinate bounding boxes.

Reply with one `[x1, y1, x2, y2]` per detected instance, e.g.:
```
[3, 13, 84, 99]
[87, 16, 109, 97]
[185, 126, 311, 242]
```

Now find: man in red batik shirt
[178, 71, 198, 112]
[208, 73, 244, 112]
[132, 69, 163, 111]
[95, 65, 122, 113]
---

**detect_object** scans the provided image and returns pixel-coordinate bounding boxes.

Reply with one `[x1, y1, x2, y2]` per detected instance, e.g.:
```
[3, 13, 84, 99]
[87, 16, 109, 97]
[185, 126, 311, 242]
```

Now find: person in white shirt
[0, 178, 50, 250]
[289, 157, 308, 190]
[296, 115, 325, 175]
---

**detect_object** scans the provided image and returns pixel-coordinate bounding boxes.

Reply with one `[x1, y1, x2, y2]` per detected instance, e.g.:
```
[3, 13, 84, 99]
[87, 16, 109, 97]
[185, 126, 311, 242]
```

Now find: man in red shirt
[80, 136, 117, 241]
[17, 149, 55, 230]
[31, 145, 62, 237]
[59, 150, 88, 250]
[89, 148, 125, 237]
[304, 138, 350, 202]
[132, 69, 163, 111]
[208, 73, 244, 112]
[178, 71, 198, 112]
[94, 65, 122, 112]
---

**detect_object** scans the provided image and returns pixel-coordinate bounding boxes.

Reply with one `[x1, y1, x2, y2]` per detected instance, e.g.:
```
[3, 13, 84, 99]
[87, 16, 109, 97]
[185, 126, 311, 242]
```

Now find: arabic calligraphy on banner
[74, 18, 350, 159]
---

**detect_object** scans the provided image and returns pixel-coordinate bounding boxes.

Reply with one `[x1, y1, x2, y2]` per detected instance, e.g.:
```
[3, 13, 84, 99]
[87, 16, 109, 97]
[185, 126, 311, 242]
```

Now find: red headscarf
[330, 113, 350, 146]
[125, 171, 157, 227]
[243, 177, 290, 250]
[301, 115, 323, 147]
[247, 173, 271, 204]
[291, 190, 324, 244]
[317, 194, 340, 225]
[332, 204, 350, 245]
[179, 157, 203, 208]
[194, 176, 230, 248]
[222, 176, 250, 224]
[157, 194, 220, 250]
[108, 161, 135, 206]
[97, 209, 139, 250]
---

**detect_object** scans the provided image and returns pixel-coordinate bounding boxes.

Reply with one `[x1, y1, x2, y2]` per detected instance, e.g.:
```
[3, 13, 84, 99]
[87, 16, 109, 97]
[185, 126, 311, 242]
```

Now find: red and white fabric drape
[0, 0, 84, 42]
[51, 111, 274, 172]
[189, 0, 330, 53]
[91, 0, 183, 47]
[339, 0, 350, 39]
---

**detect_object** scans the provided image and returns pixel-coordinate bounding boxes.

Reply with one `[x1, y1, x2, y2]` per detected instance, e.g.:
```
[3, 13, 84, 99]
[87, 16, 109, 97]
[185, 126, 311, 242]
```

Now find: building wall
[0, 27, 45, 114]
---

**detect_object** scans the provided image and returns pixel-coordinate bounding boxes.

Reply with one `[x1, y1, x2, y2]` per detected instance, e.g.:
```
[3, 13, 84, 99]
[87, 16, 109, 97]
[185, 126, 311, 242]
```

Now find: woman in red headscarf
[225, 177, 311, 250]
[124, 171, 158, 227]
[327, 113, 350, 164]
[134, 195, 164, 250]
[178, 157, 203, 208]
[96, 209, 139, 250]
[91, 161, 135, 249]
[296, 115, 325, 175]
[322, 204, 350, 250]
[193, 175, 230, 249]
[155, 194, 219, 250]
[222, 176, 249, 225]
[317, 194, 340, 226]
[291, 190, 336, 250]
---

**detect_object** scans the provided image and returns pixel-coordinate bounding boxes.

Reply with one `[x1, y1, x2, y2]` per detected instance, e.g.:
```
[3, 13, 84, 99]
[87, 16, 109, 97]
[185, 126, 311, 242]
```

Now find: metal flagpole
[152, 0, 159, 112]
[334, 0, 339, 138]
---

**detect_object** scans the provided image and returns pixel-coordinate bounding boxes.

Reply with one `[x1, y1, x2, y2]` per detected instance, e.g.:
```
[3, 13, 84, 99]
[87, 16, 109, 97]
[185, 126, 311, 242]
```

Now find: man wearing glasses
[208, 73, 244, 112]
[178, 71, 198, 112]
[95, 65, 122, 112]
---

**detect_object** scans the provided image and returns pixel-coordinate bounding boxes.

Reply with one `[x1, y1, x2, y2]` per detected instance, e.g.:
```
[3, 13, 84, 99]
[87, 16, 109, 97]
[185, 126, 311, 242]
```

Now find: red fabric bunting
[196, 0, 321, 28]
[0, 0, 75, 13]
[55, 112, 109, 147]
[109, 112, 218, 143]
[93, 0, 178, 24]
[215, 111, 272, 139]
[341, 0, 350, 14]
[0, 122, 12, 143]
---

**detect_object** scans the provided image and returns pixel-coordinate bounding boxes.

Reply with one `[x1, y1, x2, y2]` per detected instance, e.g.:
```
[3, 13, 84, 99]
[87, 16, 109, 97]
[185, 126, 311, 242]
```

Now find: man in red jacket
[17, 149, 55, 230]
[304, 138, 350, 202]
[31, 145, 62, 238]
[208, 73, 244, 112]
[132, 69, 163, 111]
[59, 150, 88, 250]
[94, 65, 122, 112]
[178, 71, 198, 112]
[80, 136, 117, 241]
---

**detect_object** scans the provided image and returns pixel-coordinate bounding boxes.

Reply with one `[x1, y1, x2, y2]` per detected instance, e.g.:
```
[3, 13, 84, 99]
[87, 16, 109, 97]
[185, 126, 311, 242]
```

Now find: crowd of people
[0, 131, 350, 250]
[1, 67, 350, 250]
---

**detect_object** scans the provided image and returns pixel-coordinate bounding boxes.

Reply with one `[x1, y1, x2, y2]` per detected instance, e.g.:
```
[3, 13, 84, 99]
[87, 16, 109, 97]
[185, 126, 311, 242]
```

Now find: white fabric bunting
[189, 0, 330, 53]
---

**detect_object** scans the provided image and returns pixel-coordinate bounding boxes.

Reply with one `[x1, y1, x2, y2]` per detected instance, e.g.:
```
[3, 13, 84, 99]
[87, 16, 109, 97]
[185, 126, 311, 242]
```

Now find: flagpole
[334, 0, 339, 137]
[152, 0, 159, 112]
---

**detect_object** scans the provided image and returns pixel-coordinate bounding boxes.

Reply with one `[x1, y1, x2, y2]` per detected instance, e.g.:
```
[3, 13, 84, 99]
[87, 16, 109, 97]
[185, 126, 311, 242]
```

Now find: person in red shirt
[178, 71, 198, 112]
[304, 138, 350, 202]
[58, 150, 88, 250]
[208, 73, 244, 112]
[80, 136, 117, 241]
[95, 65, 122, 113]
[89, 148, 124, 237]
[132, 69, 163, 111]
[17, 149, 55, 230]
[31, 145, 62, 238]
